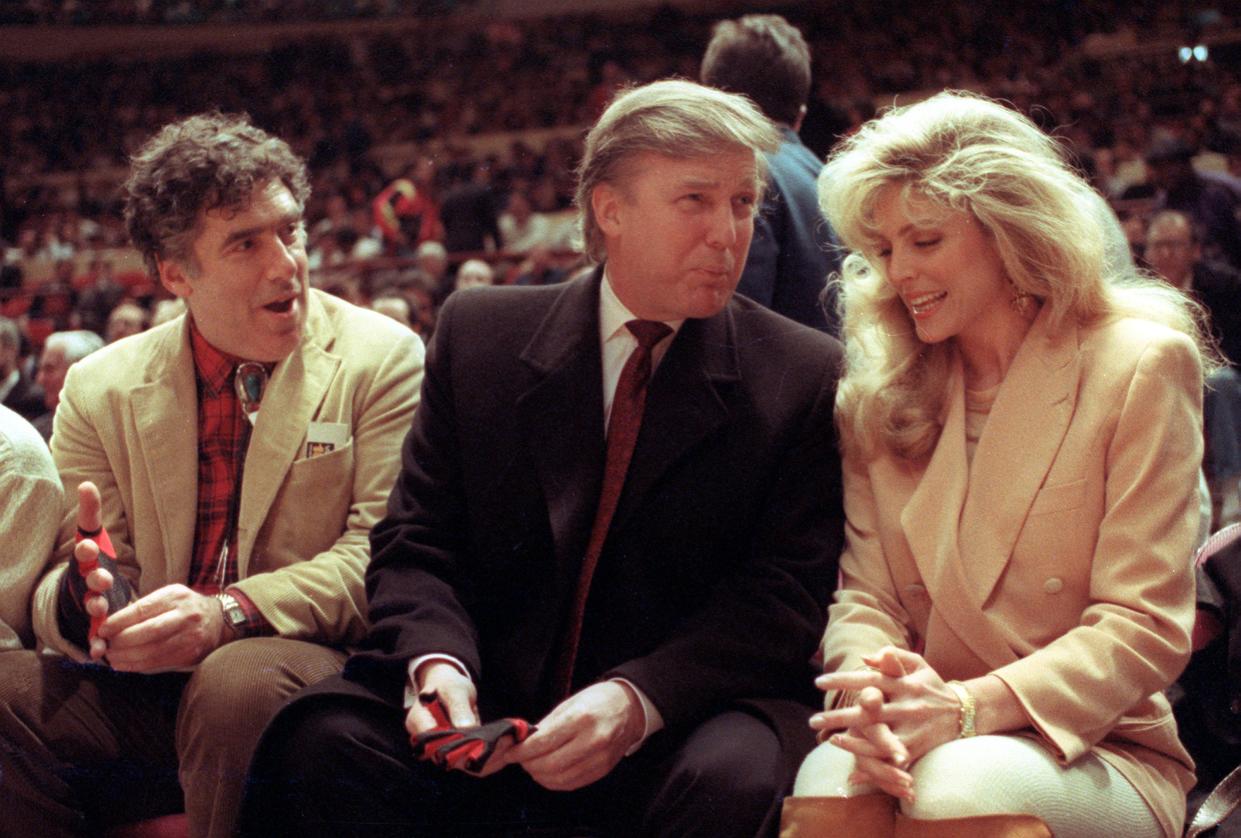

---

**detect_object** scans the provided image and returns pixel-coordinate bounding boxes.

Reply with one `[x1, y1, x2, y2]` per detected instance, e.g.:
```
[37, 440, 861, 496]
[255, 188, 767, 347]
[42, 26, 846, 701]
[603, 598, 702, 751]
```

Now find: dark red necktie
[552, 319, 672, 698]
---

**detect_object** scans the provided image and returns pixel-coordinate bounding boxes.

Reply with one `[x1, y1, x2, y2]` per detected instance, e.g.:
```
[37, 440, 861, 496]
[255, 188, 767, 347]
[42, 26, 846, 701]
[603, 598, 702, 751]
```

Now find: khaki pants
[0, 638, 346, 838]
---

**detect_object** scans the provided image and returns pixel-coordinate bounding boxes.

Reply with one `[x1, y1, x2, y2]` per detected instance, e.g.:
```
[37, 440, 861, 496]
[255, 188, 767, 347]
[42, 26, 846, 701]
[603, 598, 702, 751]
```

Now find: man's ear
[592, 182, 625, 238]
[157, 257, 193, 299]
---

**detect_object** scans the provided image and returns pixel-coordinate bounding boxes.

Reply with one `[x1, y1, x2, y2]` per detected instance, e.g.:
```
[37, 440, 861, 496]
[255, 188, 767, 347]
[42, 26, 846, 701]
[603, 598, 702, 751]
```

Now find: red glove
[411, 693, 535, 773]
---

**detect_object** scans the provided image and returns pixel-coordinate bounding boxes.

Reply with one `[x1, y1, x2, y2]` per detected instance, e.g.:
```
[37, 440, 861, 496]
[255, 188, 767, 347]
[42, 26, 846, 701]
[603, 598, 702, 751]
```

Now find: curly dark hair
[123, 112, 311, 278]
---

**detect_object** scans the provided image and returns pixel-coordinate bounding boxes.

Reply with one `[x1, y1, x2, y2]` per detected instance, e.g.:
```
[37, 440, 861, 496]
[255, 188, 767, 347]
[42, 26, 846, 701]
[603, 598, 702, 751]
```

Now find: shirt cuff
[223, 587, 273, 637]
[609, 677, 664, 755]
[403, 653, 471, 709]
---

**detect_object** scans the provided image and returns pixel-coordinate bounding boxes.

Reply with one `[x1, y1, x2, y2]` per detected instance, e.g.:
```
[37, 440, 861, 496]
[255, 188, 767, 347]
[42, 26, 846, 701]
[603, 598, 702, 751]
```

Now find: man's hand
[407, 662, 519, 777]
[76, 537, 115, 659]
[93, 585, 228, 671]
[407, 661, 480, 734]
[60, 481, 134, 655]
[506, 681, 644, 791]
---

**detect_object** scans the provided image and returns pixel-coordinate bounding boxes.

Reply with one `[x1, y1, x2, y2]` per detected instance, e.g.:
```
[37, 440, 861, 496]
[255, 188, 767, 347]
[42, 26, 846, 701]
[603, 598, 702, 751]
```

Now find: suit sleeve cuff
[404, 653, 472, 709]
[610, 677, 664, 755]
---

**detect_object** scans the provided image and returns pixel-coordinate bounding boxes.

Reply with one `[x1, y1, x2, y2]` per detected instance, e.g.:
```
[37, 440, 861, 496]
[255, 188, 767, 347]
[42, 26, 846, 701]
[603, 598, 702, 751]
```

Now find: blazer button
[904, 584, 927, 601]
[1043, 577, 1064, 594]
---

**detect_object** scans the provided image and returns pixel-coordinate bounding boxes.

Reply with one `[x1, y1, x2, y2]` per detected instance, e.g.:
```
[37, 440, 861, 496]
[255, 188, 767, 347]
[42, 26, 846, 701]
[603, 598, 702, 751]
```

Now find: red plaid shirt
[188, 319, 270, 633]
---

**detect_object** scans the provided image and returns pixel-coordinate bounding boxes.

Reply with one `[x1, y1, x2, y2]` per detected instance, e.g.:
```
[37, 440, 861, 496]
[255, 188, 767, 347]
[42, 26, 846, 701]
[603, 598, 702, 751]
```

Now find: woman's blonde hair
[820, 90, 1216, 461]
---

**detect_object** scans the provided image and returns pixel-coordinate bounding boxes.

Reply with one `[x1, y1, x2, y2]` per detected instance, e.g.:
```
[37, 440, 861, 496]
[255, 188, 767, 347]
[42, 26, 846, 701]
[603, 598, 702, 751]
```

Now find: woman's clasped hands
[810, 646, 964, 801]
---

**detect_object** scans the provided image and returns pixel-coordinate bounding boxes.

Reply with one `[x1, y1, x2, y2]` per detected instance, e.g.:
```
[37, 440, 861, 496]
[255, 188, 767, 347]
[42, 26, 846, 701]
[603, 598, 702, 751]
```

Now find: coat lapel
[900, 358, 970, 612]
[901, 308, 1079, 669]
[513, 272, 737, 566]
[237, 293, 340, 572]
[959, 308, 1078, 603]
[130, 319, 199, 586]
[516, 273, 607, 576]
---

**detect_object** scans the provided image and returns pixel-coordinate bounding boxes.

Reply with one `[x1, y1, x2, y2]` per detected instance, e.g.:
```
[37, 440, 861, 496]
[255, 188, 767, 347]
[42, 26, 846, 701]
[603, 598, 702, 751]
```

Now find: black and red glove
[56, 524, 134, 649]
[410, 693, 535, 774]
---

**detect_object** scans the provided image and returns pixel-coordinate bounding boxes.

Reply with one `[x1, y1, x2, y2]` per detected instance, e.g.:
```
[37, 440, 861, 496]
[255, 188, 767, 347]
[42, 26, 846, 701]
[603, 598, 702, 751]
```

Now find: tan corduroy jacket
[32, 289, 422, 656]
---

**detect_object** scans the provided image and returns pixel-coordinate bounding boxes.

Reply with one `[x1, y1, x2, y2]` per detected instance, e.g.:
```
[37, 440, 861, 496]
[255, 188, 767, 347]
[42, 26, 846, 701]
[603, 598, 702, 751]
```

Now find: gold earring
[1009, 280, 1036, 318]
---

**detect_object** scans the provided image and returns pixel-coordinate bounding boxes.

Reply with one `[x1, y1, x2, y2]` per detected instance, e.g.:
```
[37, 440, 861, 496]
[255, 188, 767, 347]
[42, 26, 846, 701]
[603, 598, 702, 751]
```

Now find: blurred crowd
[1, 0, 1240, 383]
[0, 0, 472, 25]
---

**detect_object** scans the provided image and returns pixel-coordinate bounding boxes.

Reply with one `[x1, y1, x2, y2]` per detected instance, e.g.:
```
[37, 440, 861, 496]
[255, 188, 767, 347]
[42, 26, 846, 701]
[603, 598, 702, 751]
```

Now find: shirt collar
[598, 268, 683, 345]
[189, 316, 243, 398]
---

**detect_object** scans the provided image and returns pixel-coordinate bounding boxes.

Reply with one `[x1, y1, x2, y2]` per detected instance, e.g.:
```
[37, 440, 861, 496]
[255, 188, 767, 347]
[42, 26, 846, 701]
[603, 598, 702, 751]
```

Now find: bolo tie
[212, 361, 268, 589]
[235, 362, 268, 426]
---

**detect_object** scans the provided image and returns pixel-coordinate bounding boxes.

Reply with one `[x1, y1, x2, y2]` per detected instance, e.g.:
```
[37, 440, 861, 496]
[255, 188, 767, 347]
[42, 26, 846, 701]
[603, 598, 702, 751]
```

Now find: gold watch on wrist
[215, 592, 247, 640]
[946, 680, 977, 738]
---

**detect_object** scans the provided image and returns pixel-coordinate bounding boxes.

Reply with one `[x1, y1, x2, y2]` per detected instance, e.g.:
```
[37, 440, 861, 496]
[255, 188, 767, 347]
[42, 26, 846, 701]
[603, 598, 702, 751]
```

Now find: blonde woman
[782, 91, 1213, 838]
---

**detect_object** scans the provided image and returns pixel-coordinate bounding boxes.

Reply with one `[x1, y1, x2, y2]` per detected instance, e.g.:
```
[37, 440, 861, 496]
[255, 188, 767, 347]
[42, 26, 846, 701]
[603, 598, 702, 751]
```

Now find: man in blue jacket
[701, 13, 842, 334]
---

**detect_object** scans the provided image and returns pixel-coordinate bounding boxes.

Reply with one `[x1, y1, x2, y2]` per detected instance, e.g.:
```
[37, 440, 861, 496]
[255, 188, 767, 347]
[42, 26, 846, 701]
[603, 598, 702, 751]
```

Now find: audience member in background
[0, 316, 45, 420]
[241, 79, 844, 838]
[307, 226, 351, 271]
[315, 273, 367, 308]
[73, 258, 127, 336]
[32, 329, 104, 440]
[513, 245, 570, 287]
[1146, 136, 1241, 271]
[150, 297, 187, 328]
[401, 269, 440, 336]
[1118, 208, 1148, 266]
[1146, 210, 1241, 530]
[0, 112, 423, 838]
[349, 209, 385, 259]
[701, 13, 842, 334]
[371, 290, 416, 331]
[373, 157, 442, 256]
[1146, 209, 1241, 366]
[29, 260, 77, 330]
[309, 193, 353, 241]
[785, 91, 1208, 838]
[439, 162, 501, 254]
[454, 258, 495, 292]
[105, 300, 149, 343]
[415, 239, 450, 293]
[499, 188, 556, 255]
[0, 403, 61, 650]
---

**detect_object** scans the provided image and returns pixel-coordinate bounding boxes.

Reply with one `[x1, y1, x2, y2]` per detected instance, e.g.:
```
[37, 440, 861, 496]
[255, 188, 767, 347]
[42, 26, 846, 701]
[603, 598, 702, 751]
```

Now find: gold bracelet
[946, 680, 977, 738]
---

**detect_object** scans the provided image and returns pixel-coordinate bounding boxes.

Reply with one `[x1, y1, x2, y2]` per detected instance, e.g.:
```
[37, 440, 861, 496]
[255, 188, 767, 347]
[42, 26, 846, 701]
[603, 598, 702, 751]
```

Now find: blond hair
[821, 90, 1216, 461]
[575, 78, 781, 262]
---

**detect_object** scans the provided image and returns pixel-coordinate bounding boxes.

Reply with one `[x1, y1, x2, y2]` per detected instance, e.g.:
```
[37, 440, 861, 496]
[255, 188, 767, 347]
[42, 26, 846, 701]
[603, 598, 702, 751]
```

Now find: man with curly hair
[0, 112, 423, 838]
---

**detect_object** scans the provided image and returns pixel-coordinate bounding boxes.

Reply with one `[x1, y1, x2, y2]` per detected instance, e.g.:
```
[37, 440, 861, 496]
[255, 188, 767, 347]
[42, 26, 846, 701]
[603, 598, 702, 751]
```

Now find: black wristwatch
[215, 592, 248, 639]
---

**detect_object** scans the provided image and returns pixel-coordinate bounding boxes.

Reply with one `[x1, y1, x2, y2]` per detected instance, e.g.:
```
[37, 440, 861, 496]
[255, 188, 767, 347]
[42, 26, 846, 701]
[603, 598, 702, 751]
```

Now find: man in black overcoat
[242, 78, 845, 838]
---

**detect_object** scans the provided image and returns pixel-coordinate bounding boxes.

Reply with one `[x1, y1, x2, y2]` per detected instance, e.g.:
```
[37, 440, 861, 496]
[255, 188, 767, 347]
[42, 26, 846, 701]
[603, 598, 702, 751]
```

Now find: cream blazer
[823, 309, 1201, 837]
[32, 290, 423, 657]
